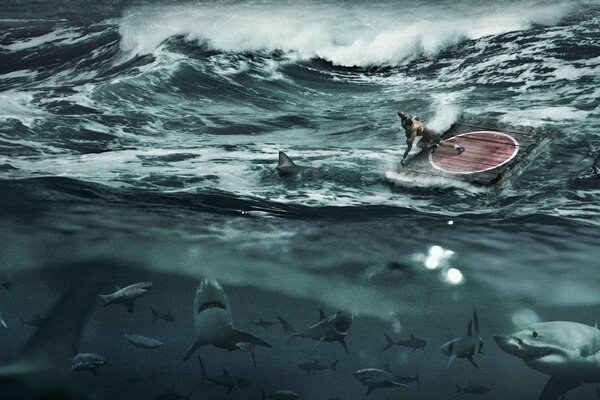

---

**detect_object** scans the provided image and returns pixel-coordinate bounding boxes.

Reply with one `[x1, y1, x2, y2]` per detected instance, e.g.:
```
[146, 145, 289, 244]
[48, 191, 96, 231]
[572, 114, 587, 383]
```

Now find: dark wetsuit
[401, 120, 440, 163]
[411, 124, 441, 145]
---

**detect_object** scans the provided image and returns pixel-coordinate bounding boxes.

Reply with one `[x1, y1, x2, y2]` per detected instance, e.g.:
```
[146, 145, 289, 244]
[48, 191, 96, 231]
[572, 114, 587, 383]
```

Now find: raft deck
[400, 120, 554, 186]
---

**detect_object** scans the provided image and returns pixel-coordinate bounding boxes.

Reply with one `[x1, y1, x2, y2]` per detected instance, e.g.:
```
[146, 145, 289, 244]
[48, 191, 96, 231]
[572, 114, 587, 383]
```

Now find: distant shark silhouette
[278, 308, 353, 354]
[0, 263, 106, 400]
[440, 308, 484, 369]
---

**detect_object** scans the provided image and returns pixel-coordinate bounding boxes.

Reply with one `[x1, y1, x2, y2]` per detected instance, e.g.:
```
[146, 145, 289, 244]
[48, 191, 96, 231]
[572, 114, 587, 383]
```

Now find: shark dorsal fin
[472, 308, 480, 336]
[467, 320, 473, 336]
[319, 309, 326, 321]
[223, 367, 228, 376]
[278, 152, 296, 169]
[586, 138, 597, 155]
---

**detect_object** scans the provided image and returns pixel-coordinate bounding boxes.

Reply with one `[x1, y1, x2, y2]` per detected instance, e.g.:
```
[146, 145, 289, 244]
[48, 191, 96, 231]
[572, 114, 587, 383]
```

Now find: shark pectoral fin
[339, 338, 348, 355]
[231, 329, 272, 348]
[125, 300, 135, 314]
[309, 337, 326, 354]
[183, 337, 208, 361]
[446, 354, 458, 369]
[467, 356, 479, 370]
[277, 316, 296, 335]
[539, 378, 580, 400]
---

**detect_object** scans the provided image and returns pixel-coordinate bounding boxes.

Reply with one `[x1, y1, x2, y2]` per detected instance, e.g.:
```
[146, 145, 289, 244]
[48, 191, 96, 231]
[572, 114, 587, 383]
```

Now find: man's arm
[401, 128, 417, 164]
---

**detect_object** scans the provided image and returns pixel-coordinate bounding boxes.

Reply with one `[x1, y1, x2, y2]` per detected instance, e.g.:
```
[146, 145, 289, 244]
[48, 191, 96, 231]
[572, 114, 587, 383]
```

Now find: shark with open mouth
[494, 321, 600, 400]
[183, 280, 272, 361]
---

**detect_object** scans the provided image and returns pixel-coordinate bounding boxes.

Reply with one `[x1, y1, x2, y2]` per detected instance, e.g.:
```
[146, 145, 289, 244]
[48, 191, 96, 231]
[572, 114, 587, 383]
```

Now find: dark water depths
[0, 0, 599, 399]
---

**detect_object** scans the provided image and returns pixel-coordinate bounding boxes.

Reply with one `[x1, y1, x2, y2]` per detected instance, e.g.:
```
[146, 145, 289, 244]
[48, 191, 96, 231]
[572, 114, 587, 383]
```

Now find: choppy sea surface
[1, 0, 599, 399]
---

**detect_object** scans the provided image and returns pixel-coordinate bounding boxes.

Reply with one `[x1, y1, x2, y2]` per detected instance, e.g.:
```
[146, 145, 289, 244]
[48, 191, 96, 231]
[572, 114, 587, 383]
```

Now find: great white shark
[440, 308, 484, 369]
[494, 321, 600, 400]
[98, 282, 152, 313]
[278, 309, 353, 354]
[183, 280, 272, 361]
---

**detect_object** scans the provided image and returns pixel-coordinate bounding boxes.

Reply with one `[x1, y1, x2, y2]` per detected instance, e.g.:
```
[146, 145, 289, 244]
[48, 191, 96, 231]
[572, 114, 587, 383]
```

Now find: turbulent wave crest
[118, 1, 572, 67]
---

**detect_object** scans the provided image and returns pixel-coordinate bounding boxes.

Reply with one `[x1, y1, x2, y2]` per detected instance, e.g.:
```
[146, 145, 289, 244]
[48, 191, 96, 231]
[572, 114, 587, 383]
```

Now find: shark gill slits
[199, 301, 226, 313]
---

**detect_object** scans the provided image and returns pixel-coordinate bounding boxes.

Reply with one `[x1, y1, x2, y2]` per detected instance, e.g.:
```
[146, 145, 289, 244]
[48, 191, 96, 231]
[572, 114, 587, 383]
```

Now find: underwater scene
[1, 0, 600, 399]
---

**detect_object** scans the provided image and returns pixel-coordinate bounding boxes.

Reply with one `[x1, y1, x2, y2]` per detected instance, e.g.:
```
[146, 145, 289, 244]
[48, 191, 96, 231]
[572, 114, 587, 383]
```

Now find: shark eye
[532, 331, 539, 338]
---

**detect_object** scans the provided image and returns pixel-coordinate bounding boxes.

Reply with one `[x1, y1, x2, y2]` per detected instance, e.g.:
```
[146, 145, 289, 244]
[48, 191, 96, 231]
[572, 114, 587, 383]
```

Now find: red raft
[400, 121, 554, 187]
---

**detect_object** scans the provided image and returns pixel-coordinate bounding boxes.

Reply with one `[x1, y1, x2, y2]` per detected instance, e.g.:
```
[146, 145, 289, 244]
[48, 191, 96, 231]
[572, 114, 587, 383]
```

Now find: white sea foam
[118, 1, 572, 68]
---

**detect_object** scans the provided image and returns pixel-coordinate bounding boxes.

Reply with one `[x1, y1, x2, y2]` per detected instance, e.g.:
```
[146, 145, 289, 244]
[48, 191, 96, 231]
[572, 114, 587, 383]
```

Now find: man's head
[398, 111, 415, 129]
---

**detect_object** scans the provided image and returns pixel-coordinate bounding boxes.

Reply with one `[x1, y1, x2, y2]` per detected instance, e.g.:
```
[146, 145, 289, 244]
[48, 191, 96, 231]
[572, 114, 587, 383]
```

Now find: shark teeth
[199, 301, 226, 312]
[524, 351, 551, 360]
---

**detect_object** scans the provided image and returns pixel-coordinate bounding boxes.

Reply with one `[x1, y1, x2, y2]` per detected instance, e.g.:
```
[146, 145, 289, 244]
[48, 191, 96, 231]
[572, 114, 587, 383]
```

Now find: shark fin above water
[277, 152, 296, 169]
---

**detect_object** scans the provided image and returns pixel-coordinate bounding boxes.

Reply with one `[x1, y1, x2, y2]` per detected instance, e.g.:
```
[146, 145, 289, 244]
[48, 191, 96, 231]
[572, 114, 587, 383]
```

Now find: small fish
[297, 359, 338, 375]
[198, 355, 251, 393]
[251, 318, 275, 331]
[151, 306, 174, 323]
[71, 352, 106, 376]
[383, 332, 426, 352]
[153, 384, 193, 400]
[20, 314, 44, 328]
[125, 333, 164, 349]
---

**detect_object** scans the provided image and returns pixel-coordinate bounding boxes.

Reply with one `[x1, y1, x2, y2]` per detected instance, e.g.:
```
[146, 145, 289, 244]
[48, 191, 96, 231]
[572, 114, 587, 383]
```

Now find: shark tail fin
[277, 316, 296, 335]
[330, 360, 339, 371]
[415, 370, 421, 391]
[197, 355, 207, 382]
[472, 308, 480, 337]
[150, 306, 159, 323]
[98, 294, 112, 305]
[383, 333, 394, 351]
[231, 329, 272, 348]
[277, 151, 296, 169]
